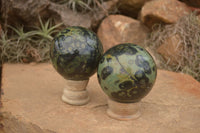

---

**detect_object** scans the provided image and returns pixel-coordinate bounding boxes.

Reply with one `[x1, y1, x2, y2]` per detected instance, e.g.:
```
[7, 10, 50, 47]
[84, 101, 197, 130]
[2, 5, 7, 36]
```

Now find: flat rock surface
[1, 63, 200, 133]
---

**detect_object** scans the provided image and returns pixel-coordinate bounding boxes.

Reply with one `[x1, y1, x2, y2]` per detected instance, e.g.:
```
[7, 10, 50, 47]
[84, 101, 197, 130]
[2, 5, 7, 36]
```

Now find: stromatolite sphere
[97, 43, 157, 103]
[50, 26, 103, 80]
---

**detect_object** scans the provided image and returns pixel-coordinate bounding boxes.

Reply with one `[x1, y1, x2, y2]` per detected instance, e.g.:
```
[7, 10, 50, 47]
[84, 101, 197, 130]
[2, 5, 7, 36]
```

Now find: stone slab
[1, 63, 200, 133]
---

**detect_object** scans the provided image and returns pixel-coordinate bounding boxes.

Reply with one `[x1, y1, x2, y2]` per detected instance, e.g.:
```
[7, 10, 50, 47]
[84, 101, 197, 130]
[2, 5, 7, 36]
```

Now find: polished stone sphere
[50, 26, 103, 80]
[97, 43, 157, 103]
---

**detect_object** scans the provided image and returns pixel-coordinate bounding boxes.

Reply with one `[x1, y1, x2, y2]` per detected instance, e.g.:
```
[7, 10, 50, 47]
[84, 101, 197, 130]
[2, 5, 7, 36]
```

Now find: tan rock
[97, 15, 149, 51]
[157, 34, 183, 65]
[1, 63, 200, 133]
[141, 0, 191, 28]
[117, 0, 151, 18]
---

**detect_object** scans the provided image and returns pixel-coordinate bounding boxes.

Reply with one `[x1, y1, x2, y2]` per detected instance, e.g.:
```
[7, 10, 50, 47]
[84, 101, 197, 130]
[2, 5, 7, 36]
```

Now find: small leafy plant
[0, 17, 62, 63]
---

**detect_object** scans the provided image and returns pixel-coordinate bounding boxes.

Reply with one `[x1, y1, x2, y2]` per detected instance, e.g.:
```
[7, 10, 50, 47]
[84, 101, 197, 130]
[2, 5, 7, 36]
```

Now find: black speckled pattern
[97, 43, 157, 103]
[50, 26, 104, 80]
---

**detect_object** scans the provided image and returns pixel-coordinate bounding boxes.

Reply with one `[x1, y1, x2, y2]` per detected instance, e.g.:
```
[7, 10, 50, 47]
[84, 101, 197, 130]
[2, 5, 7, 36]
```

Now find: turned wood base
[107, 98, 141, 120]
[62, 79, 90, 106]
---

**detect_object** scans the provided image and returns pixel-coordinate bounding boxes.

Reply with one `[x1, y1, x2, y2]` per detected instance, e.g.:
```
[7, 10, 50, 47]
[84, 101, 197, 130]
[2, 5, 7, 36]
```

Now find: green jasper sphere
[50, 26, 104, 80]
[97, 43, 157, 103]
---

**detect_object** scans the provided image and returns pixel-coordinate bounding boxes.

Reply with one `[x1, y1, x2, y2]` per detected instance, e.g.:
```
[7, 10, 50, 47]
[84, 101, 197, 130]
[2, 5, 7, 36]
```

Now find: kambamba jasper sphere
[97, 43, 157, 103]
[50, 26, 104, 80]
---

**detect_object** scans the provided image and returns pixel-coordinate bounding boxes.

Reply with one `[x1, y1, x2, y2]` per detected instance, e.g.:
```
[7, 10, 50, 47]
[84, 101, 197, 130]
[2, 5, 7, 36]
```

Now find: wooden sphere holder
[107, 98, 141, 120]
[62, 79, 90, 106]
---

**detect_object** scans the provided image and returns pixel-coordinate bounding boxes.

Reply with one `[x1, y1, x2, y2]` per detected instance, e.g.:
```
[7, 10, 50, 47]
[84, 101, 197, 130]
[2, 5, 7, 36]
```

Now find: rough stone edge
[0, 112, 56, 133]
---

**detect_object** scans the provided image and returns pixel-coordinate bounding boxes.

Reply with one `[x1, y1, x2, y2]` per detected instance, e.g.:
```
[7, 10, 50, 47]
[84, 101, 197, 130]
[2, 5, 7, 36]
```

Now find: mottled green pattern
[50, 26, 103, 80]
[97, 43, 157, 103]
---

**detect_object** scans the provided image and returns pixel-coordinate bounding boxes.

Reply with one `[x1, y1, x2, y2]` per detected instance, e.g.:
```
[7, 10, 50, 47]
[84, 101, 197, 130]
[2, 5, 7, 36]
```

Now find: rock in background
[0, 0, 116, 29]
[98, 15, 149, 51]
[117, 0, 151, 18]
[140, 0, 191, 28]
[1, 0, 61, 27]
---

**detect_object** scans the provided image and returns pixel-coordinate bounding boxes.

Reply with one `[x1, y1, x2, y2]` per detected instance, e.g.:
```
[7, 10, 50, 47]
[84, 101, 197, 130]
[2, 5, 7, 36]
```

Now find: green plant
[0, 29, 30, 62]
[33, 17, 62, 40]
[145, 12, 200, 81]
[7, 26, 36, 42]
[0, 18, 62, 63]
